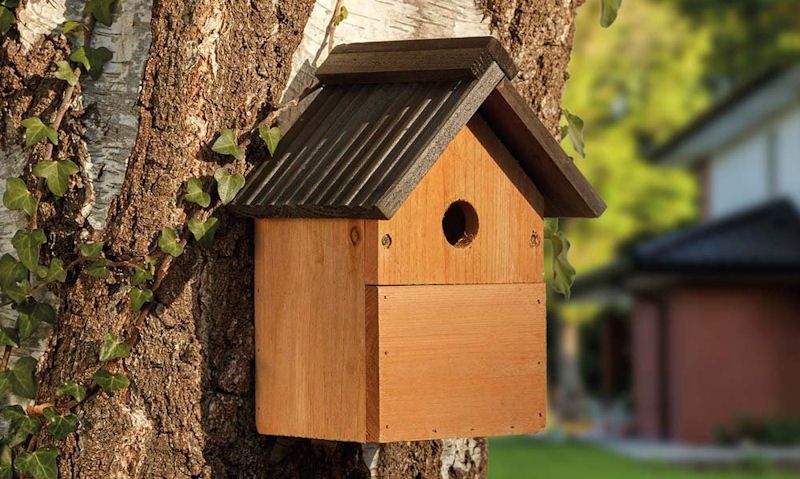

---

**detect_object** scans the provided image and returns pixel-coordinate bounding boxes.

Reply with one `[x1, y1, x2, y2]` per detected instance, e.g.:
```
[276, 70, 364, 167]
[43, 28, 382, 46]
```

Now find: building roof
[634, 199, 800, 274]
[573, 200, 800, 299]
[653, 63, 800, 166]
[231, 37, 605, 219]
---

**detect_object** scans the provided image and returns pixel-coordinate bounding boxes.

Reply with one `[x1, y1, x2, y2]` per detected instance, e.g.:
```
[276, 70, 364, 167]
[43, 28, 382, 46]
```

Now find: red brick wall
[632, 286, 800, 443]
[631, 299, 663, 439]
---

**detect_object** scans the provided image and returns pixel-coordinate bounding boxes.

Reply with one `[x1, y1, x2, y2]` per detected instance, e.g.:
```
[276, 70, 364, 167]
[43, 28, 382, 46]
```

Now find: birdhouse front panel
[234, 37, 606, 444]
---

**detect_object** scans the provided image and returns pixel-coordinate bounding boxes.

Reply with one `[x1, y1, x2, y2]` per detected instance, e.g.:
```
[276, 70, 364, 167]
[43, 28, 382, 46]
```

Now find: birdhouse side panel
[366, 115, 545, 285]
[254, 218, 368, 441]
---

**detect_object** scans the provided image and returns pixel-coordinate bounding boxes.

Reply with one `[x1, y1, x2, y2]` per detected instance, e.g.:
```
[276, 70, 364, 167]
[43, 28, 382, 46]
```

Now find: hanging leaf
[11, 228, 46, 274]
[4, 279, 30, 305]
[62, 20, 87, 35]
[17, 300, 55, 341]
[0, 7, 15, 36]
[54, 60, 79, 86]
[69, 46, 113, 79]
[8, 356, 37, 398]
[600, 0, 622, 28]
[187, 217, 219, 245]
[14, 446, 58, 479]
[20, 117, 57, 148]
[214, 167, 245, 205]
[0, 253, 26, 292]
[129, 287, 153, 312]
[3, 178, 36, 216]
[42, 258, 67, 283]
[79, 242, 103, 257]
[551, 230, 576, 300]
[562, 110, 585, 159]
[184, 177, 211, 208]
[0, 444, 11, 479]
[56, 381, 87, 403]
[258, 126, 282, 157]
[130, 264, 153, 286]
[83, 0, 115, 26]
[2, 406, 40, 448]
[86, 259, 110, 279]
[544, 218, 559, 240]
[0, 327, 18, 348]
[211, 129, 244, 160]
[43, 407, 79, 440]
[32, 159, 80, 197]
[93, 368, 129, 394]
[158, 227, 184, 257]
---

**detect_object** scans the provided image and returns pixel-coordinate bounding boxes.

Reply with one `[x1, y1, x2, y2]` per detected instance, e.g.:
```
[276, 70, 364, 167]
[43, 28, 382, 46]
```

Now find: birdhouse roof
[231, 37, 605, 219]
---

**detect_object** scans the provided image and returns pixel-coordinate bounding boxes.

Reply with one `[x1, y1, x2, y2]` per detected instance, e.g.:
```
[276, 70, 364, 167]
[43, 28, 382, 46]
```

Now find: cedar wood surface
[367, 284, 547, 442]
[255, 119, 547, 442]
[365, 115, 545, 285]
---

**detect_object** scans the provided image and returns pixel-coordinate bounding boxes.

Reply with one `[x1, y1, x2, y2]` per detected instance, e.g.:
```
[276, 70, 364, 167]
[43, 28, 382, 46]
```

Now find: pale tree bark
[0, 0, 583, 477]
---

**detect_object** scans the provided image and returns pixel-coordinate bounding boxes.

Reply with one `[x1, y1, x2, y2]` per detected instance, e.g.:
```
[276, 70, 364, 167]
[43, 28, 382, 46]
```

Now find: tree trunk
[0, 0, 582, 476]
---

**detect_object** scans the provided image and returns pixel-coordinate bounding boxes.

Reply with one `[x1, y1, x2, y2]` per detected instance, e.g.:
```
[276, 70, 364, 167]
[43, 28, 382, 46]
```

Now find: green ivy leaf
[258, 126, 281, 157]
[211, 129, 244, 160]
[99, 332, 129, 362]
[158, 227, 184, 257]
[8, 356, 37, 398]
[551, 230, 576, 300]
[62, 20, 87, 35]
[42, 258, 67, 283]
[84, 0, 115, 26]
[129, 287, 153, 312]
[93, 368, 129, 394]
[54, 60, 79, 86]
[187, 217, 219, 245]
[43, 407, 79, 440]
[20, 117, 57, 148]
[18, 300, 55, 341]
[86, 259, 110, 279]
[562, 110, 585, 159]
[2, 406, 40, 448]
[4, 279, 30, 305]
[130, 264, 153, 286]
[69, 46, 112, 79]
[0, 444, 12, 479]
[600, 0, 622, 28]
[184, 177, 210, 208]
[0, 254, 27, 292]
[0, 7, 14, 36]
[79, 242, 103, 257]
[14, 445, 58, 479]
[332, 5, 348, 26]
[214, 167, 245, 205]
[32, 159, 80, 197]
[3, 178, 36, 216]
[55, 381, 86, 403]
[0, 327, 18, 348]
[11, 229, 46, 274]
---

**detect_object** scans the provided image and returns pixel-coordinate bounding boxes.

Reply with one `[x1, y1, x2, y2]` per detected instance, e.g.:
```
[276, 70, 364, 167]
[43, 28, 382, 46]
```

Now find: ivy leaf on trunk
[11, 229, 46, 274]
[17, 300, 55, 341]
[56, 381, 87, 404]
[258, 126, 282, 156]
[7, 356, 37, 398]
[158, 227, 184, 257]
[129, 287, 153, 312]
[32, 159, 80, 197]
[184, 177, 211, 207]
[214, 167, 245, 205]
[3, 178, 36, 216]
[99, 333, 129, 361]
[54, 60, 79, 86]
[20, 117, 57, 147]
[93, 368, 129, 394]
[187, 217, 219, 245]
[69, 46, 113, 79]
[13, 446, 58, 479]
[43, 407, 79, 440]
[211, 129, 244, 160]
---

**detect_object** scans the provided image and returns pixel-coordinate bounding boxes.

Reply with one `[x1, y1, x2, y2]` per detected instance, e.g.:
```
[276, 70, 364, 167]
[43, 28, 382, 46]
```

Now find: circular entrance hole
[442, 200, 479, 247]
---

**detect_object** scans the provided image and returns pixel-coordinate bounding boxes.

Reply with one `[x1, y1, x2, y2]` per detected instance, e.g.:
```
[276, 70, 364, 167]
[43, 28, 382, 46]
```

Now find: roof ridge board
[316, 37, 518, 84]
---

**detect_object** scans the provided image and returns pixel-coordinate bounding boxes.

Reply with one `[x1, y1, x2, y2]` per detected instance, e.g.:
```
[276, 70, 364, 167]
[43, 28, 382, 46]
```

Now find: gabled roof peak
[232, 37, 605, 219]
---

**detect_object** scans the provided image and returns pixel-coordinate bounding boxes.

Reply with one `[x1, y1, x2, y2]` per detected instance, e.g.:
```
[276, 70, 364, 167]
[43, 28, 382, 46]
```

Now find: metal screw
[381, 234, 392, 248]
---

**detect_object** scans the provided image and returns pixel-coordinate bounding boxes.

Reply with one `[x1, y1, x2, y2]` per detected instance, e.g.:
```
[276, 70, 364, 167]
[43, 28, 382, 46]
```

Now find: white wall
[707, 103, 800, 218]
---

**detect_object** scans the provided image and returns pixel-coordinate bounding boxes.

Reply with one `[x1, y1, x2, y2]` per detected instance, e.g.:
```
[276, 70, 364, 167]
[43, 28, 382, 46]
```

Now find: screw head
[529, 230, 541, 248]
[381, 234, 392, 248]
[350, 226, 360, 245]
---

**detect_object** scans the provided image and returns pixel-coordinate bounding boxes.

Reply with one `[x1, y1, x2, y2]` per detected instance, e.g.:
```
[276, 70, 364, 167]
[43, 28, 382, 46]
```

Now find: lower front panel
[366, 283, 547, 442]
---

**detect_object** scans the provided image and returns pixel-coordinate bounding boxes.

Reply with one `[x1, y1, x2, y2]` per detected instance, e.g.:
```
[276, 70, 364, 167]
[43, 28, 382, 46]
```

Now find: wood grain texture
[480, 79, 606, 218]
[367, 115, 545, 285]
[368, 283, 547, 442]
[254, 218, 367, 441]
[316, 37, 518, 84]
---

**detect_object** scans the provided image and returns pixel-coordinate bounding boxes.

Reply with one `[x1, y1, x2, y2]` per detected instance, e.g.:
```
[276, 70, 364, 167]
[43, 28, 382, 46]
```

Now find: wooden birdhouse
[231, 37, 605, 443]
